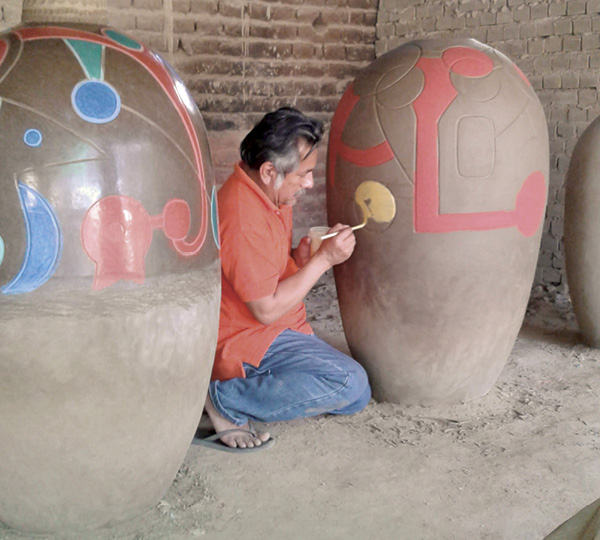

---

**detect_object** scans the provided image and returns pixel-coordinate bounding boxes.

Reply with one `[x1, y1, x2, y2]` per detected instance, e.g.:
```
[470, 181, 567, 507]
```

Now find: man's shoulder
[218, 173, 265, 229]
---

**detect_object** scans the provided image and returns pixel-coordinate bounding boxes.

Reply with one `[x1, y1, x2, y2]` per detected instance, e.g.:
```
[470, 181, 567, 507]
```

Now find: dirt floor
[2, 272, 599, 540]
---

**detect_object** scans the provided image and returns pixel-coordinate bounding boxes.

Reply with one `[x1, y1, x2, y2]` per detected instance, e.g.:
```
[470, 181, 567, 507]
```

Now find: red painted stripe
[337, 141, 394, 167]
[412, 53, 543, 236]
[328, 84, 394, 186]
[0, 40, 7, 66]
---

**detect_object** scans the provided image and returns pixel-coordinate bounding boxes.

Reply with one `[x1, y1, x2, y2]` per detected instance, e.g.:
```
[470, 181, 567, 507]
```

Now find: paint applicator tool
[320, 181, 396, 240]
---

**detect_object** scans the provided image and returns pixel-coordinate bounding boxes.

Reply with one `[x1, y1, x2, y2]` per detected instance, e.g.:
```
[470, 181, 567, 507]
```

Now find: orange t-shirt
[212, 163, 312, 381]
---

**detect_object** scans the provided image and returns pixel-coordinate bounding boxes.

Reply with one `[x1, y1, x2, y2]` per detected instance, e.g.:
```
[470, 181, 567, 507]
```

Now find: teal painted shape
[211, 186, 220, 249]
[66, 39, 103, 80]
[2, 183, 63, 295]
[104, 30, 142, 51]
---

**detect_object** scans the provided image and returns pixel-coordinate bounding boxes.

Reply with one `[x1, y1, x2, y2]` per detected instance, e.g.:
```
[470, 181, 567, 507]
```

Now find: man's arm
[291, 236, 311, 268]
[246, 224, 355, 325]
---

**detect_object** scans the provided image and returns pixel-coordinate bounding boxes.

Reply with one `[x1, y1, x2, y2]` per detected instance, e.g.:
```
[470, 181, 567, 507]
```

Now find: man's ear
[258, 161, 278, 186]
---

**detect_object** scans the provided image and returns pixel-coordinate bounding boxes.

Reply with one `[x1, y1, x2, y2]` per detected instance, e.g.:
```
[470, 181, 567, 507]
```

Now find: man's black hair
[240, 107, 324, 174]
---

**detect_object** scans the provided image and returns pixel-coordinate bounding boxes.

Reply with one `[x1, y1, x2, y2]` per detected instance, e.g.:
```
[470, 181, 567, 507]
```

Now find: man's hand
[246, 223, 356, 326]
[313, 223, 355, 266]
[292, 236, 311, 268]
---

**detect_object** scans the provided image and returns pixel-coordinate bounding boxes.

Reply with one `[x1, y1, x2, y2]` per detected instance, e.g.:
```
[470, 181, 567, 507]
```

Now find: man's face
[274, 142, 318, 206]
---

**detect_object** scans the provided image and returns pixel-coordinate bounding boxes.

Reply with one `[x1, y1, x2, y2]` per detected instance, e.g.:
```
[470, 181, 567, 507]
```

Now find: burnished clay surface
[327, 39, 549, 404]
[565, 117, 600, 348]
[0, 24, 220, 533]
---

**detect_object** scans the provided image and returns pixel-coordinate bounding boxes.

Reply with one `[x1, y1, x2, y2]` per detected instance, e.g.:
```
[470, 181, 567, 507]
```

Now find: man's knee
[335, 359, 371, 413]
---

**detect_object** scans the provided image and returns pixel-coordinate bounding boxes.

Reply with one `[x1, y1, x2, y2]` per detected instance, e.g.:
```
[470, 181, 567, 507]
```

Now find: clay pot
[0, 24, 220, 533]
[565, 117, 600, 347]
[326, 39, 548, 404]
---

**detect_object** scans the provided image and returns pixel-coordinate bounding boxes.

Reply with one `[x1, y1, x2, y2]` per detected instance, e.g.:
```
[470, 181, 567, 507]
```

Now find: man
[201, 107, 371, 452]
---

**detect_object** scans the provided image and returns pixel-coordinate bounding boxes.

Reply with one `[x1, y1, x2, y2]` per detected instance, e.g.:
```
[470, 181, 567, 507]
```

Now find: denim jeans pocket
[243, 362, 271, 378]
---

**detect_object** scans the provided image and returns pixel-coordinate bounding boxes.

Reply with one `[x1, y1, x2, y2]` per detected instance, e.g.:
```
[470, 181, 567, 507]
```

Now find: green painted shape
[66, 39, 103, 80]
[105, 30, 143, 50]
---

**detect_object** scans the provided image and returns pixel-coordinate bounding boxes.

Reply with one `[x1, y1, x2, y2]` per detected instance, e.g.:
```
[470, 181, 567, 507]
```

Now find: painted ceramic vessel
[0, 24, 220, 533]
[327, 39, 548, 404]
[565, 117, 600, 347]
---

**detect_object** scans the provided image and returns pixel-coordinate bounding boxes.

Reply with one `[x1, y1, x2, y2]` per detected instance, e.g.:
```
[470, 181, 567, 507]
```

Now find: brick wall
[0, 0, 22, 30]
[377, 0, 600, 291]
[21, 0, 107, 24]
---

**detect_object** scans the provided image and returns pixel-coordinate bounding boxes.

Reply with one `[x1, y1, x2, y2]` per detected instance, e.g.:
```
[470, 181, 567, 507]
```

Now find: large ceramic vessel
[565, 117, 600, 347]
[0, 24, 220, 533]
[327, 39, 548, 404]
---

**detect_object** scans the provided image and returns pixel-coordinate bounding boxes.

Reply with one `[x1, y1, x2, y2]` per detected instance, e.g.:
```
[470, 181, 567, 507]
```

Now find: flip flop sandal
[192, 427, 276, 453]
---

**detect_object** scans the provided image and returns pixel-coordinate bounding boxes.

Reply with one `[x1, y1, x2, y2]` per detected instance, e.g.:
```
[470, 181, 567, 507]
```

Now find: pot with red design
[327, 39, 548, 404]
[0, 24, 220, 533]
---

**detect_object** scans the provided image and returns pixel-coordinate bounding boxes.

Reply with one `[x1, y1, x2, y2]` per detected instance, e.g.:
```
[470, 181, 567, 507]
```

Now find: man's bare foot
[204, 394, 270, 449]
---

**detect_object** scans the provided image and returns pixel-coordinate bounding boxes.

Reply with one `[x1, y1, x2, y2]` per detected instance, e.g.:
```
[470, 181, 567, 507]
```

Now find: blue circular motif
[71, 80, 121, 124]
[23, 129, 42, 147]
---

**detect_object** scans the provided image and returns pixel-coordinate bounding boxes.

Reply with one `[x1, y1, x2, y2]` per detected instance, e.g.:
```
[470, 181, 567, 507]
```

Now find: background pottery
[565, 116, 600, 348]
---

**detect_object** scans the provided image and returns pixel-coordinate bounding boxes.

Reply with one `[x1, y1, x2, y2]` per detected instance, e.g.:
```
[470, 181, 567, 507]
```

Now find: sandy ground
[2, 272, 599, 540]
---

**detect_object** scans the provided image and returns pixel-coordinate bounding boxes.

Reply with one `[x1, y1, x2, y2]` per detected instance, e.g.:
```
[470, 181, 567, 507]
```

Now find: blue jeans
[209, 329, 371, 426]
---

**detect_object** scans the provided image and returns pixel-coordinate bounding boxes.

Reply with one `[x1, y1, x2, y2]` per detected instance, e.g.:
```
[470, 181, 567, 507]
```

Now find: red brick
[249, 3, 270, 20]
[345, 45, 375, 62]
[347, 0, 377, 7]
[321, 9, 349, 24]
[180, 37, 242, 55]
[188, 78, 245, 96]
[270, 5, 297, 21]
[296, 7, 322, 23]
[190, 0, 218, 14]
[133, 0, 162, 8]
[218, 1, 243, 18]
[323, 43, 346, 60]
[294, 96, 340, 113]
[109, 0, 133, 7]
[141, 33, 167, 52]
[107, 11, 136, 29]
[349, 12, 365, 24]
[178, 57, 245, 76]
[172, 0, 190, 13]
[247, 41, 293, 59]
[194, 20, 222, 35]
[244, 60, 327, 78]
[172, 16, 194, 33]
[136, 14, 165, 32]
[250, 23, 296, 39]
[180, 37, 216, 55]
[298, 25, 322, 41]
[221, 21, 243, 36]
[292, 42, 317, 59]
[338, 26, 375, 44]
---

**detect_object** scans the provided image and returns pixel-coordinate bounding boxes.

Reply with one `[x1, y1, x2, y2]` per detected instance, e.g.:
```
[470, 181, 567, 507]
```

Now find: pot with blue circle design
[0, 23, 220, 534]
